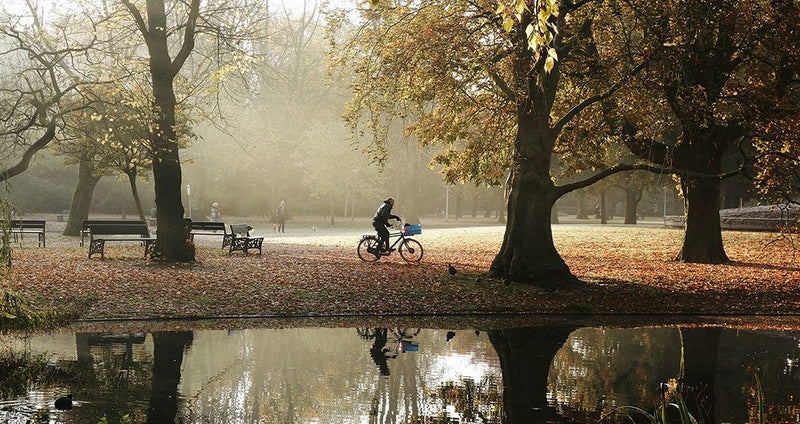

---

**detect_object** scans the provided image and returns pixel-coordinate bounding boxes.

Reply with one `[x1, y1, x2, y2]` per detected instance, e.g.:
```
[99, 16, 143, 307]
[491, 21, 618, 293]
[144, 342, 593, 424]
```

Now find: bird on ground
[447, 263, 457, 275]
[446, 331, 456, 342]
[54, 394, 73, 410]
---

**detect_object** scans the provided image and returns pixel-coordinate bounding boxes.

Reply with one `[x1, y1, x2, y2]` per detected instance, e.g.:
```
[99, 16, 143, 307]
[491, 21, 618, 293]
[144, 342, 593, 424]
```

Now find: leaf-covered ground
[8, 221, 800, 319]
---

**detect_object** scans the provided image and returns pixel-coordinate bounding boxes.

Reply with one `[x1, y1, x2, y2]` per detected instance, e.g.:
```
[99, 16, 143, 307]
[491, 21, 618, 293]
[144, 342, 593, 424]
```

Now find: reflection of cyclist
[373, 197, 400, 253]
[368, 328, 396, 376]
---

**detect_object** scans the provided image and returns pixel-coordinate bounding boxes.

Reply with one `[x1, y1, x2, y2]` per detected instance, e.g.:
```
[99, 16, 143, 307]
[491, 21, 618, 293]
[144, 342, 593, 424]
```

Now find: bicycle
[357, 221, 424, 263]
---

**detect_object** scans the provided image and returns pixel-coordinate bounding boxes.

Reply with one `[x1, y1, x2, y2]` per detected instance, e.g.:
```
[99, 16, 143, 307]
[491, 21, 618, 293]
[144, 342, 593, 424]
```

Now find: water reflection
[0, 323, 798, 423]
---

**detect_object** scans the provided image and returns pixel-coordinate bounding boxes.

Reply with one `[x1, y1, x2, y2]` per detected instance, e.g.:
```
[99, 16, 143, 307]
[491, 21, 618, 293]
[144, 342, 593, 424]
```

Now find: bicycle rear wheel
[357, 236, 381, 263]
[399, 238, 423, 263]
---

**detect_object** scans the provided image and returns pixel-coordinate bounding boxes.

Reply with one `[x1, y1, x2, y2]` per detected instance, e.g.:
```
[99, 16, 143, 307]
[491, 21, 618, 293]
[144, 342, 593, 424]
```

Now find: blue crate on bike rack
[403, 224, 422, 235]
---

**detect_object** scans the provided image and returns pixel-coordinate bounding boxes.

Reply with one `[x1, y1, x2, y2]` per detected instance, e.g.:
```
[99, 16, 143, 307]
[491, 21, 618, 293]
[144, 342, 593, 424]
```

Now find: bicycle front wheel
[399, 238, 423, 263]
[357, 236, 381, 263]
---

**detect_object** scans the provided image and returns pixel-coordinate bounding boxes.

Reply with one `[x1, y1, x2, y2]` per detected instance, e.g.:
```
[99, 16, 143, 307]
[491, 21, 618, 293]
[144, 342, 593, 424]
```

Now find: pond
[0, 317, 798, 423]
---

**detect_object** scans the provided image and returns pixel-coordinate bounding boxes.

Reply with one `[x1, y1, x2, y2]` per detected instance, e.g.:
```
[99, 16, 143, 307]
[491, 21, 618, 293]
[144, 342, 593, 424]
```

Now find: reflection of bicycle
[357, 221, 423, 263]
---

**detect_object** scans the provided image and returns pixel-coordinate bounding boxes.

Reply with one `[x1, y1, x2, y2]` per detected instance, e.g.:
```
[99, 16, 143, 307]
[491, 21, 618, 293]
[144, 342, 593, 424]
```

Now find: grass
[603, 375, 766, 424]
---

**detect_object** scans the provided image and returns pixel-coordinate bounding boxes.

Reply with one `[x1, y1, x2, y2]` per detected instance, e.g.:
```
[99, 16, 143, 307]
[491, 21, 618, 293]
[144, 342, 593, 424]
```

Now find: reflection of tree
[677, 327, 721, 424]
[56, 333, 154, 423]
[550, 328, 681, 423]
[147, 331, 193, 424]
[435, 377, 503, 423]
[488, 326, 578, 424]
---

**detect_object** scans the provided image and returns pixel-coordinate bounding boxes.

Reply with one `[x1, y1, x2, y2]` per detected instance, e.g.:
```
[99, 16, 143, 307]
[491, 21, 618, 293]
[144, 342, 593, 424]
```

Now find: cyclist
[373, 197, 401, 254]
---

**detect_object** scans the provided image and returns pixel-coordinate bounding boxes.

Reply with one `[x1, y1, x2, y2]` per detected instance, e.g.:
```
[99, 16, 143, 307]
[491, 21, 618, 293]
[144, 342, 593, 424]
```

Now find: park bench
[87, 222, 154, 259]
[186, 220, 231, 248]
[57, 210, 69, 222]
[81, 220, 146, 246]
[7, 220, 46, 247]
[228, 223, 264, 255]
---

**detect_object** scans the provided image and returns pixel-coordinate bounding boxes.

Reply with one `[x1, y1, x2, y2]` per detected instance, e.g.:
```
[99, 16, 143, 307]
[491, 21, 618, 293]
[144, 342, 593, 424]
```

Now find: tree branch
[554, 162, 742, 197]
[0, 121, 56, 183]
[121, 0, 150, 40]
[552, 60, 648, 137]
[170, 0, 201, 76]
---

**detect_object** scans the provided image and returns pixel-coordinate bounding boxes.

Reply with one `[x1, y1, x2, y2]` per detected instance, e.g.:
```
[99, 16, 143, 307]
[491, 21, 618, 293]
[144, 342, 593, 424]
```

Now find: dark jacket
[373, 200, 399, 226]
[276, 204, 288, 221]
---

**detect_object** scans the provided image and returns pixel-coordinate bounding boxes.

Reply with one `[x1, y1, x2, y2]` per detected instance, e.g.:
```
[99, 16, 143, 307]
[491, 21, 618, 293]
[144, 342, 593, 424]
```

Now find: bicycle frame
[385, 231, 407, 250]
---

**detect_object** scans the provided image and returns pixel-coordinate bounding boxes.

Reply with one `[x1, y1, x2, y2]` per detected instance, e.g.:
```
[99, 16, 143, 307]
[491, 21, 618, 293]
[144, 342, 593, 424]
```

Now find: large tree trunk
[624, 187, 642, 224]
[490, 164, 577, 288]
[63, 157, 101, 236]
[126, 168, 148, 226]
[489, 23, 579, 289]
[488, 326, 576, 424]
[675, 176, 728, 263]
[146, 0, 194, 261]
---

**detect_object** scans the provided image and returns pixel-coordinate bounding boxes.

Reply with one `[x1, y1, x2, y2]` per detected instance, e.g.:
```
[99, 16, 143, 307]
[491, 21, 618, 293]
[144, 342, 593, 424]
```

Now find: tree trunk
[675, 176, 728, 263]
[146, 0, 194, 261]
[575, 189, 589, 219]
[489, 8, 581, 289]
[488, 326, 576, 424]
[126, 168, 148, 227]
[63, 157, 101, 236]
[624, 187, 643, 225]
[490, 167, 577, 288]
[600, 190, 608, 225]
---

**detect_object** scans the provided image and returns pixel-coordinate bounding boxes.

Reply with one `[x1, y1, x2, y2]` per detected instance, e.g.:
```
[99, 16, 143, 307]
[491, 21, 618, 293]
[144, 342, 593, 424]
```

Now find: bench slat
[87, 222, 153, 259]
[6, 220, 46, 247]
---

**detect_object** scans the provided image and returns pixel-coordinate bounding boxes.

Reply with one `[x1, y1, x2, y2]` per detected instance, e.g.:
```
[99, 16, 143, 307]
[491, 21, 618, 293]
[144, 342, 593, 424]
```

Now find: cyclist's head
[386, 197, 394, 206]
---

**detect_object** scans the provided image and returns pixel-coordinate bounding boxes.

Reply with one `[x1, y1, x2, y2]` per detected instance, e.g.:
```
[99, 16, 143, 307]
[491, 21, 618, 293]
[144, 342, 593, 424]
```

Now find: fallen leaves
[7, 225, 800, 319]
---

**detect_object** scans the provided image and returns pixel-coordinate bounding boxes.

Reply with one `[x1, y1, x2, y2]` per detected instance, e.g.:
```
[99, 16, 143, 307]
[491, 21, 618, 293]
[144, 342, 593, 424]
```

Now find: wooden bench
[228, 224, 264, 255]
[81, 220, 146, 246]
[7, 220, 46, 247]
[186, 220, 231, 248]
[87, 222, 154, 259]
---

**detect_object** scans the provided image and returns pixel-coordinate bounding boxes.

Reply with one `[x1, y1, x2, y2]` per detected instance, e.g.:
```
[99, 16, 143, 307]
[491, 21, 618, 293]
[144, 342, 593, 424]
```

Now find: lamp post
[445, 185, 450, 222]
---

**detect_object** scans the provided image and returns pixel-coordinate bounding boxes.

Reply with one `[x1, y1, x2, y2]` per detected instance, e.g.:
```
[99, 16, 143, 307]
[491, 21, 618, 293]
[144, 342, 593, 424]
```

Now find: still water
[1, 321, 799, 423]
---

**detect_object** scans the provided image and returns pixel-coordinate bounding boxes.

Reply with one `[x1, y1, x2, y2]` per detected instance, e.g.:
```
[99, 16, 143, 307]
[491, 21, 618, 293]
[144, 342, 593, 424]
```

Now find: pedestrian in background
[275, 200, 288, 233]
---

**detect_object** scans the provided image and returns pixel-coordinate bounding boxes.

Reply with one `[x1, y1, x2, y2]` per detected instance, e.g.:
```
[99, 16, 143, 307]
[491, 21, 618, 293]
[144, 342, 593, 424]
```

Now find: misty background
[0, 0, 706, 226]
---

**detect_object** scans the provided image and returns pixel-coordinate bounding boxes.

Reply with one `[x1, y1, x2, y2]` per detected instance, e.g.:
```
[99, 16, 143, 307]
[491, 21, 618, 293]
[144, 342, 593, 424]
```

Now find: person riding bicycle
[373, 197, 401, 253]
